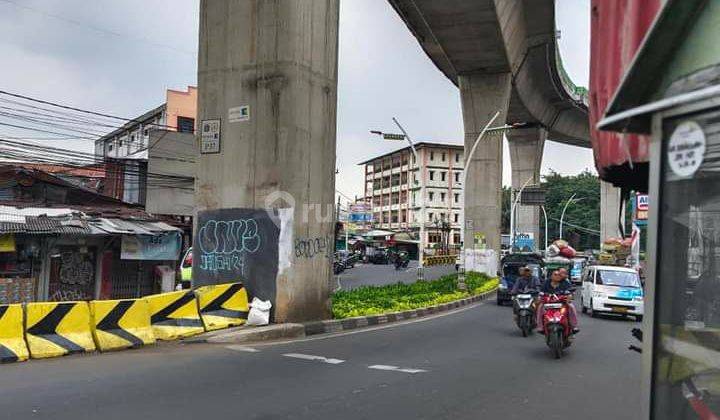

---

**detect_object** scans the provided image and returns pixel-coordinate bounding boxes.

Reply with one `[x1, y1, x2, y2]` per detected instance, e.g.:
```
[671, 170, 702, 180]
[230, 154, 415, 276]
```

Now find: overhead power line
[0, 0, 197, 57]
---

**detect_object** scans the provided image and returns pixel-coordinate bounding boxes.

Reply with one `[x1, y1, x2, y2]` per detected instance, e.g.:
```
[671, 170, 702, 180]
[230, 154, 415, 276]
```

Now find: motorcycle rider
[536, 269, 580, 334]
[511, 266, 539, 321]
[511, 266, 539, 295]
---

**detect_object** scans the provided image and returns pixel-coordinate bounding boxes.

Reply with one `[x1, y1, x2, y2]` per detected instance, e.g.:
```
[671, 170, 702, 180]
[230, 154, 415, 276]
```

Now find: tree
[501, 170, 601, 251]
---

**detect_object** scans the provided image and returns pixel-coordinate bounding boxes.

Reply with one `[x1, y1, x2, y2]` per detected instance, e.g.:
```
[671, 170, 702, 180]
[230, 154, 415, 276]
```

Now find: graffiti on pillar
[193, 208, 281, 304]
[196, 219, 262, 275]
[294, 235, 332, 259]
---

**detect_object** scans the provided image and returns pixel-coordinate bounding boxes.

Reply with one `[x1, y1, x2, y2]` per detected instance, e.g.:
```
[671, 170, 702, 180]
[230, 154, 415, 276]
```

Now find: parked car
[180, 247, 192, 287]
[580, 265, 644, 321]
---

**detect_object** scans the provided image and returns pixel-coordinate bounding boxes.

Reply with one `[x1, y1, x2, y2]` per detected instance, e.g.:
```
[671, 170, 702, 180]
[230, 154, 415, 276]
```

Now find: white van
[580, 265, 644, 321]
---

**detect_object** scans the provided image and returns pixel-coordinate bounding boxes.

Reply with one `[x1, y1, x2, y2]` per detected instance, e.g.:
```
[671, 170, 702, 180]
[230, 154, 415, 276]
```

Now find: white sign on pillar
[200, 119, 221, 154]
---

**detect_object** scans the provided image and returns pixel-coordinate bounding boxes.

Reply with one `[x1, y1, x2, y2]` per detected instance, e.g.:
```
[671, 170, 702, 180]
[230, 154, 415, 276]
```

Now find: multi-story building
[359, 142, 464, 252]
[94, 86, 197, 205]
[95, 86, 197, 161]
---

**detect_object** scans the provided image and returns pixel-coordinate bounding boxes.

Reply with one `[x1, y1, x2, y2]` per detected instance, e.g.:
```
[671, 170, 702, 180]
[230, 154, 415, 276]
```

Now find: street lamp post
[540, 205, 549, 253]
[371, 120, 425, 280]
[559, 194, 584, 239]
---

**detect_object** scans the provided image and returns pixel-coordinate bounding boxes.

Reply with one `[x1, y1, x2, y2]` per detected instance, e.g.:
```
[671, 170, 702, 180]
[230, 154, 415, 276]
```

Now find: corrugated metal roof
[0, 205, 178, 236]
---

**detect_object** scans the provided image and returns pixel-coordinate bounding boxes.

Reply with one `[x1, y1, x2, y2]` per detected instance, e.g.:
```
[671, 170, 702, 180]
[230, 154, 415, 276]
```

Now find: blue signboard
[349, 213, 373, 222]
[514, 233, 535, 251]
[121, 232, 182, 260]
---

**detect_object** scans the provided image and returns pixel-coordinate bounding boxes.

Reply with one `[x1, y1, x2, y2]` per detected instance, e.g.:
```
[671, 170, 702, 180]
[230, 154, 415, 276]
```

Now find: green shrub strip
[332, 272, 499, 319]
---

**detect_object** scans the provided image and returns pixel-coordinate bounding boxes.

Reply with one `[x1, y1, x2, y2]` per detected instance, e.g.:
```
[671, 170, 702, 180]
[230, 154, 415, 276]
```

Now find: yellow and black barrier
[195, 283, 249, 331]
[424, 255, 457, 267]
[25, 301, 96, 359]
[146, 290, 205, 340]
[90, 299, 156, 351]
[0, 304, 29, 363]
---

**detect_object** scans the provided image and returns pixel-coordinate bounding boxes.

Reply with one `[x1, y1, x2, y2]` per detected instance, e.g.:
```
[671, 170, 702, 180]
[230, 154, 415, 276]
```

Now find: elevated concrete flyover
[387, 0, 599, 251]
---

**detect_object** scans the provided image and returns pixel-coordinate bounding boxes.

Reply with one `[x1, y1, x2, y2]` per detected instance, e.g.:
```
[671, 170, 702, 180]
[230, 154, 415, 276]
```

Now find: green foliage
[501, 169, 601, 250]
[331, 272, 498, 319]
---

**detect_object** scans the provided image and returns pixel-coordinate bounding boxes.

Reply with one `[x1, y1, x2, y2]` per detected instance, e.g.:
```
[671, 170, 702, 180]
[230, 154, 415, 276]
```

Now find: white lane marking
[225, 345, 260, 353]
[368, 364, 427, 374]
[283, 353, 345, 364]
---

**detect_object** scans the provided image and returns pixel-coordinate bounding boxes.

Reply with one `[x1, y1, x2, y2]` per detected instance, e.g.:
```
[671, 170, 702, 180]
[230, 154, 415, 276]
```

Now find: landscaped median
[302, 272, 498, 336]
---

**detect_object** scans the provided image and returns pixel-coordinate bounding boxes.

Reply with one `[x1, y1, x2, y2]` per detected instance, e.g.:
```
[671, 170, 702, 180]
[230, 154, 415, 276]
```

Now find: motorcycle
[540, 292, 573, 358]
[512, 291, 537, 337]
[394, 252, 410, 270]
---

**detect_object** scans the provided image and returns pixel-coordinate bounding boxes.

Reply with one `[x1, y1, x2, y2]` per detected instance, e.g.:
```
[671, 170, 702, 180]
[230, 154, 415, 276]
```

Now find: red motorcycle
[540, 293, 573, 359]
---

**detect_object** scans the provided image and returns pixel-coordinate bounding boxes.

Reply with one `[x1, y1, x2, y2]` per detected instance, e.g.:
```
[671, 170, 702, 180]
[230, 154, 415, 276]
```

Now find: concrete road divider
[0, 304, 29, 363]
[91, 299, 156, 351]
[25, 301, 96, 359]
[195, 283, 249, 331]
[146, 290, 205, 340]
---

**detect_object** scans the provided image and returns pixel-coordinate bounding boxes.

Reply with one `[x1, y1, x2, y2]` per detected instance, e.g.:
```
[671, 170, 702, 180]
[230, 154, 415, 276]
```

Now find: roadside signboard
[635, 193, 649, 222]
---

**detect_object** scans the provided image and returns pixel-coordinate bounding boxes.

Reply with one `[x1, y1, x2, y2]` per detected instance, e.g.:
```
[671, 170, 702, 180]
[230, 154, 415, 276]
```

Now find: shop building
[0, 166, 181, 304]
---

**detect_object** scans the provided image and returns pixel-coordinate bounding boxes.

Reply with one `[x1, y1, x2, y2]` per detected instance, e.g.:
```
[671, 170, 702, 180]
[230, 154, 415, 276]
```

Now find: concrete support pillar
[458, 73, 512, 255]
[196, 0, 339, 322]
[600, 181, 626, 241]
[508, 127, 546, 249]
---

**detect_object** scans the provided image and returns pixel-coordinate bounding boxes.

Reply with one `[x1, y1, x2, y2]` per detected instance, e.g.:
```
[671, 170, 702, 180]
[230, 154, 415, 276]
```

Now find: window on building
[440, 192, 446, 202]
[401, 210, 407, 223]
[455, 172, 460, 182]
[430, 151, 434, 160]
[400, 190, 408, 204]
[383, 159, 391, 170]
[429, 171, 435, 181]
[391, 210, 399, 223]
[401, 154, 408, 166]
[392, 156, 401, 168]
[428, 212, 433, 222]
[391, 192, 400, 205]
[373, 179, 381, 190]
[382, 176, 390, 188]
[441, 152, 446, 161]
[428, 233, 442, 243]
[391, 174, 400, 186]
[374, 162, 382, 172]
[441, 172, 446, 182]
[455, 153, 460, 163]
[401, 172, 408, 185]
[373, 196, 381, 207]
[428, 192, 434, 201]
[453, 233, 461, 244]
[383, 194, 390, 205]
[454, 213, 459, 223]
[177, 116, 195, 133]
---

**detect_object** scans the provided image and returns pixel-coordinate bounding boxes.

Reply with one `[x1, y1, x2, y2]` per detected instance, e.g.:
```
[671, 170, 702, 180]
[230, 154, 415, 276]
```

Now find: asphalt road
[0, 297, 642, 420]
[337, 260, 456, 290]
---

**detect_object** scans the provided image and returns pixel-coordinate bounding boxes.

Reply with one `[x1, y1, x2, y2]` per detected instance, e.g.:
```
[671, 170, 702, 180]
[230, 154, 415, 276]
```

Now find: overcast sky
[0, 0, 593, 201]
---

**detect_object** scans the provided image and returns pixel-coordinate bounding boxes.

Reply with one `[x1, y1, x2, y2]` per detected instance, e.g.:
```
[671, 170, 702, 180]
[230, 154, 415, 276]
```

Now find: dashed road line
[225, 345, 260, 353]
[368, 364, 428, 374]
[283, 353, 345, 364]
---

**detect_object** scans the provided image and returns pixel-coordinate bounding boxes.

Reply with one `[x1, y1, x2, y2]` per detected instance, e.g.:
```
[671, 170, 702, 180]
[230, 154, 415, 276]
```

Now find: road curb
[302, 288, 497, 336]
[187, 323, 306, 344]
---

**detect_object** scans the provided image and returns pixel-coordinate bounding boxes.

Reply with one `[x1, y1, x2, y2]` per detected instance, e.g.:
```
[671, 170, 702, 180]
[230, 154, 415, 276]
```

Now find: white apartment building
[359, 142, 464, 251]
